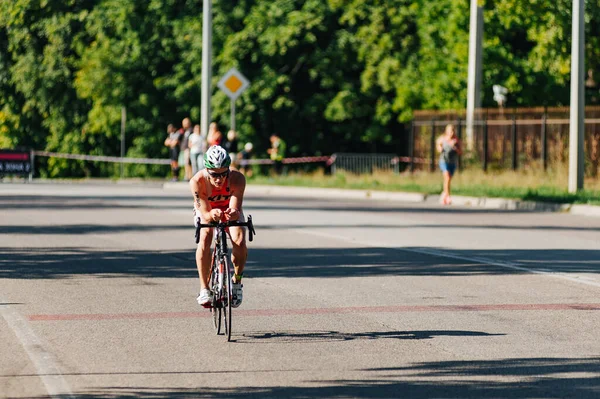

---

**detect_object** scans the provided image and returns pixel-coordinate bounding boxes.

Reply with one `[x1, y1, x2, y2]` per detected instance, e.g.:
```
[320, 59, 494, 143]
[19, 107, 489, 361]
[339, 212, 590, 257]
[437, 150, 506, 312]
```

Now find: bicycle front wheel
[209, 256, 221, 333]
[223, 255, 233, 342]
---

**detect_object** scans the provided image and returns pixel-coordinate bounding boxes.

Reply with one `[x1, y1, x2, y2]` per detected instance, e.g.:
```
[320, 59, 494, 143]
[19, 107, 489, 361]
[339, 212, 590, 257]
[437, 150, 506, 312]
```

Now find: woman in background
[207, 122, 223, 147]
[436, 124, 462, 205]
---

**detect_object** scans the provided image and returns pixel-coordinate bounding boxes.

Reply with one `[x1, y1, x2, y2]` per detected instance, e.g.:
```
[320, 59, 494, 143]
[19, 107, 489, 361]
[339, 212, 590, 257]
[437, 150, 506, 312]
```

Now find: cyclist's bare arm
[189, 175, 218, 222]
[225, 171, 246, 221]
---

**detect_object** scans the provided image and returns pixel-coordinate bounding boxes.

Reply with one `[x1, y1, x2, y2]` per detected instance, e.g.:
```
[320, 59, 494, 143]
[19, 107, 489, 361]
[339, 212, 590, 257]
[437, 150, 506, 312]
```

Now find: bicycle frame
[210, 225, 230, 304]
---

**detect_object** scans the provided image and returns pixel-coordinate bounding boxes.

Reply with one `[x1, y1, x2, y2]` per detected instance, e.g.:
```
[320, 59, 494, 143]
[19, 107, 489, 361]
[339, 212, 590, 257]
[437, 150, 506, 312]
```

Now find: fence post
[541, 110, 548, 171]
[483, 119, 488, 172]
[456, 117, 462, 170]
[511, 114, 517, 170]
[430, 120, 436, 172]
[409, 121, 415, 173]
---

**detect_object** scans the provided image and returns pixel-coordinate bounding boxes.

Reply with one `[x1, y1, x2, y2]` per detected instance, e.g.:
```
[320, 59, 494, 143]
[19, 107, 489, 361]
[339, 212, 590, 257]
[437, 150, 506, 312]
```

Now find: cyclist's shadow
[233, 329, 504, 343]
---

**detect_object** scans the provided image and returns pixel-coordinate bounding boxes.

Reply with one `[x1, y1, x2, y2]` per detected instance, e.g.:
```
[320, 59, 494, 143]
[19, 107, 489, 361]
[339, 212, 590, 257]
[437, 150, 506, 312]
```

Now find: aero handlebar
[195, 214, 256, 244]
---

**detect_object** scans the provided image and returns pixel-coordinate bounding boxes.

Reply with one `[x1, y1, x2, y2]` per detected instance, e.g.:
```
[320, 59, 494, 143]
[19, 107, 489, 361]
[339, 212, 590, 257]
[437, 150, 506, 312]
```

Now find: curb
[445, 195, 570, 212]
[568, 204, 600, 217]
[246, 185, 427, 203]
[163, 181, 600, 217]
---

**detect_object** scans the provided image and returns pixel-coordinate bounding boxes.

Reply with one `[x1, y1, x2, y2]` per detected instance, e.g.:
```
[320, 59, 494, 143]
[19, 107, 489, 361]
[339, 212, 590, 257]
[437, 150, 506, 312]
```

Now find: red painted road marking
[28, 303, 600, 321]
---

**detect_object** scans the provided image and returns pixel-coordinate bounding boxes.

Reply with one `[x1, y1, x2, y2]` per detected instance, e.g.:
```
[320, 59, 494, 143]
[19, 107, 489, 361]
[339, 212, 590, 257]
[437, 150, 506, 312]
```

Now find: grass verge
[247, 168, 600, 206]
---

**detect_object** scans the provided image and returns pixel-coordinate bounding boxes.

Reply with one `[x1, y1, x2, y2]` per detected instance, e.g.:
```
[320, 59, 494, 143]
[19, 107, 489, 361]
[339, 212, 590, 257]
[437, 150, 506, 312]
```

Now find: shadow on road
[0, 247, 196, 279]
[248, 247, 600, 278]
[13, 357, 600, 398]
[0, 224, 191, 235]
[234, 329, 505, 343]
[4, 222, 600, 235]
[0, 195, 187, 210]
[1, 246, 599, 279]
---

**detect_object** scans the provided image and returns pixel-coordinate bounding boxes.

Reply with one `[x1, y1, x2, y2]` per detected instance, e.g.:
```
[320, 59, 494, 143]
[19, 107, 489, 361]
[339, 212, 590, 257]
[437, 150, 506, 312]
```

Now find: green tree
[2, 0, 600, 177]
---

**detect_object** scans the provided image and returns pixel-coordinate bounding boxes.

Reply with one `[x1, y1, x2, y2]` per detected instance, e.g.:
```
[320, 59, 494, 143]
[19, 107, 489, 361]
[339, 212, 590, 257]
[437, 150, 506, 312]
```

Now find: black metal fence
[411, 106, 600, 177]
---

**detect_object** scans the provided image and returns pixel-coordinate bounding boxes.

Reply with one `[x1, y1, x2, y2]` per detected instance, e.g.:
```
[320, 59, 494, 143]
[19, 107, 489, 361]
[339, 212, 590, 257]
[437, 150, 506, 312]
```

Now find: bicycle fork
[214, 234, 227, 305]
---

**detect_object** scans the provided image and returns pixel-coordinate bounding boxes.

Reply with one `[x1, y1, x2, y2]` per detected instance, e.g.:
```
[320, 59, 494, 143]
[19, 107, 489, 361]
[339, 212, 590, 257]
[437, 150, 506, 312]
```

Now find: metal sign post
[231, 101, 236, 131]
[217, 68, 250, 132]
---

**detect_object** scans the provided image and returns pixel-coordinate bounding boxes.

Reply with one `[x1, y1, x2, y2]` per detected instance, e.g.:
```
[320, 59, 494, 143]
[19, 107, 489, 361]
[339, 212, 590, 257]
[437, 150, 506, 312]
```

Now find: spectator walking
[180, 117, 194, 181]
[164, 123, 182, 181]
[267, 134, 286, 175]
[436, 124, 462, 205]
[189, 124, 207, 175]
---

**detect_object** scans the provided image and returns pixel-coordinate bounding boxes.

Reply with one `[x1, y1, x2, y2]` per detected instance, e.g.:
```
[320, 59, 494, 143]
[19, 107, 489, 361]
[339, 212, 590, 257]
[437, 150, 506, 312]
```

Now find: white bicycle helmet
[204, 145, 231, 169]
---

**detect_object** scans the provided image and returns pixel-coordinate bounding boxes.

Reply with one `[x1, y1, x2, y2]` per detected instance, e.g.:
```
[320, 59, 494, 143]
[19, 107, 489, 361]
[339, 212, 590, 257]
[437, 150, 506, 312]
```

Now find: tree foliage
[0, 0, 598, 176]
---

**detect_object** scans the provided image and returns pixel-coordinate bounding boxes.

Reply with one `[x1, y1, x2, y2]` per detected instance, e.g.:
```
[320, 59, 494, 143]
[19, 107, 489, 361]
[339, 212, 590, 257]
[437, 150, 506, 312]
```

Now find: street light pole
[568, 0, 585, 193]
[201, 0, 212, 139]
[466, 0, 483, 150]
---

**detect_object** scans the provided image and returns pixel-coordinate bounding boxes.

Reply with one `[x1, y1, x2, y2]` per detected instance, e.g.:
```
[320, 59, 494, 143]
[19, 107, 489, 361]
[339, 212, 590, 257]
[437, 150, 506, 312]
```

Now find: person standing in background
[207, 122, 223, 147]
[224, 129, 239, 168]
[189, 124, 207, 175]
[239, 142, 254, 177]
[267, 133, 286, 175]
[436, 124, 462, 205]
[164, 124, 182, 181]
[180, 117, 193, 181]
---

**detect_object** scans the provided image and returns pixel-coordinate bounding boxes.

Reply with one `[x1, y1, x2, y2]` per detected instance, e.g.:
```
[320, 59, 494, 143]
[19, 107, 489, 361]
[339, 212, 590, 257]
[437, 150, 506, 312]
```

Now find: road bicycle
[195, 215, 255, 341]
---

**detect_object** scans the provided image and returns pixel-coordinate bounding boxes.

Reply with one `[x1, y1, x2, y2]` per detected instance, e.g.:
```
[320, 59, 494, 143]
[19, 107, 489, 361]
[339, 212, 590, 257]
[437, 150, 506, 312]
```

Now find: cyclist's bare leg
[229, 226, 247, 281]
[196, 228, 213, 289]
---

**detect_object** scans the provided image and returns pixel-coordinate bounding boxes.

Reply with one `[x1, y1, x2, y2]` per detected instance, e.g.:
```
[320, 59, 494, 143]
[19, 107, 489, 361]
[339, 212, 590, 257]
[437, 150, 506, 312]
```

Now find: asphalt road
[1, 182, 599, 399]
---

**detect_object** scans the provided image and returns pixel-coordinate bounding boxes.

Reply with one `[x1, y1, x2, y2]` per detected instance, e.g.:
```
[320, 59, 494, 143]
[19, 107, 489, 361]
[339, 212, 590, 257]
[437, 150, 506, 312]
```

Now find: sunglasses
[207, 169, 230, 179]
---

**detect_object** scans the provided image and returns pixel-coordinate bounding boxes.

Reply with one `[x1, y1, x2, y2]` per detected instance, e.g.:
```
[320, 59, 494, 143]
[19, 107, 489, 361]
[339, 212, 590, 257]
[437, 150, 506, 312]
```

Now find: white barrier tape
[34, 151, 426, 168]
[238, 155, 427, 167]
[238, 155, 334, 166]
[283, 155, 332, 164]
[33, 151, 171, 165]
[238, 159, 274, 166]
[391, 156, 429, 164]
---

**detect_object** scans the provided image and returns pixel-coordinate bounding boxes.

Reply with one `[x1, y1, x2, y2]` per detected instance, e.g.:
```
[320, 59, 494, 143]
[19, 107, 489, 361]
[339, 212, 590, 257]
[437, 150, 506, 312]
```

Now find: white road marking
[0, 300, 74, 398]
[292, 229, 600, 289]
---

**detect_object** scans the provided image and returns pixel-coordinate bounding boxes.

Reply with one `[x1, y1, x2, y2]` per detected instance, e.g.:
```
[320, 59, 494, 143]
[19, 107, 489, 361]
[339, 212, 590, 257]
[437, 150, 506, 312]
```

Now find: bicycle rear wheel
[223, 255, 233, 341]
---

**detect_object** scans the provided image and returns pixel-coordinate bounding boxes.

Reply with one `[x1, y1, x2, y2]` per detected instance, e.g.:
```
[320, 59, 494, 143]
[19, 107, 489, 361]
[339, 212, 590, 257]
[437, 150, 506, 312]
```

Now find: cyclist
[190, 145, 247, 308]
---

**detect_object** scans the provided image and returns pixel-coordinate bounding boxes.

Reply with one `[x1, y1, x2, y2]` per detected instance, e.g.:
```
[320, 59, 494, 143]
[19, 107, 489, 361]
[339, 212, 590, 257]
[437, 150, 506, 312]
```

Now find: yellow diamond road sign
[217, 68, 250, 100]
